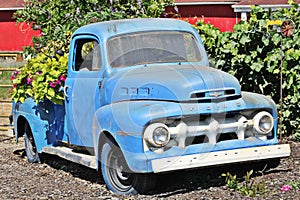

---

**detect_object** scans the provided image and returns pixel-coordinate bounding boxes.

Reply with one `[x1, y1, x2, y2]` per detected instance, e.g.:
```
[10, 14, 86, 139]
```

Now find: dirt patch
[0, 134, 299, 199]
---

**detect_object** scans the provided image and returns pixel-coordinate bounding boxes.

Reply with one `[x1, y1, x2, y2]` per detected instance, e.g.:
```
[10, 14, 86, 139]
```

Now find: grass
[0, 70, 13, 100]
[0, 62, 24, 100]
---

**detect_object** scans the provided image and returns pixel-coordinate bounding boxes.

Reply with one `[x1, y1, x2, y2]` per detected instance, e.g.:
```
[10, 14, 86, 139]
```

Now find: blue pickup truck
[12, 18, 290, 194]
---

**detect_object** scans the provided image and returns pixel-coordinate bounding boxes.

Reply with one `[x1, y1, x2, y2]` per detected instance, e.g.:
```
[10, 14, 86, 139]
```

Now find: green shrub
[195, 2, 300, 136]
[10, 53, 68, 104]
[14, 0, 174, 57]
[12, 0, 175, 104]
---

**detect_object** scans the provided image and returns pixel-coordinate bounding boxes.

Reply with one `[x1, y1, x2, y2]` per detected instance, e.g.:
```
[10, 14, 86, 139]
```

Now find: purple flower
[110, 0, 113, 4]
[10, 70, 19, 80]
[26, 77, 33, 85]
[59, 75, 66, 82]
[13, 70, 19, 76]
[138, 0, 142, 9]
[110, 7, 116, 12]
[49, 82, 57, 88]
[65, 13, 71, 18]
[50, 78, 63, 88]
[76, 7, 80, 14]
[281, 185, 291, 193]
[55, 80, 61, 85]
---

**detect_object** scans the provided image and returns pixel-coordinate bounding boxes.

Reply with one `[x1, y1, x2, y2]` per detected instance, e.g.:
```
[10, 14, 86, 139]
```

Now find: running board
[42, 146, 97, 169]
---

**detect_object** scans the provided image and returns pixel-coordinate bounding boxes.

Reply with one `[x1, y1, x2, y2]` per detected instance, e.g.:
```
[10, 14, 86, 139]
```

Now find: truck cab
[13, 18, 290, 195]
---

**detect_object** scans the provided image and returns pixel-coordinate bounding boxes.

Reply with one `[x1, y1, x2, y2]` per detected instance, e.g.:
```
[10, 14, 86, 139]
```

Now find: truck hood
[103, 65, 241, 104]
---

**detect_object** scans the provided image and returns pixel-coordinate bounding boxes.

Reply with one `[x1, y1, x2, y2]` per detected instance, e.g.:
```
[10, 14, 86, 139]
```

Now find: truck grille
[190, 89, 241, 102]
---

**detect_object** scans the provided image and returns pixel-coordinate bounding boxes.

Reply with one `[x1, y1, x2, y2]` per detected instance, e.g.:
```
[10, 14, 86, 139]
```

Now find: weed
[222, 170, 266, 197]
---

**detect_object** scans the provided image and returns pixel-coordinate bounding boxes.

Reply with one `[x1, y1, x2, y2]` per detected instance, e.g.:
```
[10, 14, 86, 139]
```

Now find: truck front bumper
[151, 144, 290, 173]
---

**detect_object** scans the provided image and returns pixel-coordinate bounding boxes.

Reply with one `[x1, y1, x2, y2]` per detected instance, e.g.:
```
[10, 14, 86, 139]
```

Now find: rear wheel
[101, 140, 156, 194]
[24, 123, 40, 163]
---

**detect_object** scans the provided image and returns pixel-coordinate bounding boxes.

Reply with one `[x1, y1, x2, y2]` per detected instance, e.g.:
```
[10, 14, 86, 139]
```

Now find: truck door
[65, 36, 103, 147]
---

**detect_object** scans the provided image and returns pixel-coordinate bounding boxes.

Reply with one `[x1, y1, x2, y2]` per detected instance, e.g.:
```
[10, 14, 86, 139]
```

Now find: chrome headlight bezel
[253, 111, 274, 135]
[144, 123, 170, 148]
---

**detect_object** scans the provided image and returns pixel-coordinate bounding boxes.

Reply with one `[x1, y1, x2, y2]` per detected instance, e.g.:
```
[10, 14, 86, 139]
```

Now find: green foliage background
[15, 0, 174, 57]
[11, 0, 174, 105]
[195, 2, 300, 135]
[12, 0, 299, 135]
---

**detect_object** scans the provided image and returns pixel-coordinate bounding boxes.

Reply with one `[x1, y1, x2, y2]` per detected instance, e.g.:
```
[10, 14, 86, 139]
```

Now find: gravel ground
[0, 133, 299, 200]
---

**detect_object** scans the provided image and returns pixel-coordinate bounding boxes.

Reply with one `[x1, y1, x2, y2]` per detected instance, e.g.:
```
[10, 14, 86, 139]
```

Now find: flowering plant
[11, 0, 175, 105]
[281, 184, 292, 193]
[14, 0, 175, 58]
[10, 53, 68, 105]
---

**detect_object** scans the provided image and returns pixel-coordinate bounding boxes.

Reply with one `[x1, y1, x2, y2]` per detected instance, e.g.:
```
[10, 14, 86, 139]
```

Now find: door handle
[63, 85, 69, 98]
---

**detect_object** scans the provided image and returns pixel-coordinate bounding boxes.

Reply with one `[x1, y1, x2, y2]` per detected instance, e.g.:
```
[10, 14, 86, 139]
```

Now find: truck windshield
[107, 31, 203, 68]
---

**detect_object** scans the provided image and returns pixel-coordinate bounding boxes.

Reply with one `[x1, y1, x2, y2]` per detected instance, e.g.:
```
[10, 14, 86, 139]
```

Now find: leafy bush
[195, 2, 300, 136]
[14, 0, 174, 57]
[10, 53, 68, 105]
[12, 0, 175, 104]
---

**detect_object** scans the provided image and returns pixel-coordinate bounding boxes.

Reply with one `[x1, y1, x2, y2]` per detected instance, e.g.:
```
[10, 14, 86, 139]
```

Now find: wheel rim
[107, 148, 135, 192]
[25, 133, 37, 159]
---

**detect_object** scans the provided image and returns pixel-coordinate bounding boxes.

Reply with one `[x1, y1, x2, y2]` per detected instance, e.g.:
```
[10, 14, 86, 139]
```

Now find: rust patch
[116, 131, 129, 136]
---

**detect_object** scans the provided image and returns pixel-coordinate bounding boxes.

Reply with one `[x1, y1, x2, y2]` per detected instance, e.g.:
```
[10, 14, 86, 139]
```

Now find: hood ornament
[209, 91, 223, 98]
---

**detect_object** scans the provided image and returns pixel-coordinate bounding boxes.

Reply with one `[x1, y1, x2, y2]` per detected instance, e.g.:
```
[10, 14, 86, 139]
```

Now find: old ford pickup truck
[12, 18, 290, 194]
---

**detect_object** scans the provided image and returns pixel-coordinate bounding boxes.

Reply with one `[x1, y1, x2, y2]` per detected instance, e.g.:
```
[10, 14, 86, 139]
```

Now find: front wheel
[24, 123, 40, 163]
[101, 140, 156, 194]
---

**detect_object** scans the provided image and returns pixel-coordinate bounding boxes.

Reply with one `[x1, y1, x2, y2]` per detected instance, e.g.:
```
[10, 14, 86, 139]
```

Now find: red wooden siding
[0, 10, 39, 52]
[176, 5, 239, 32]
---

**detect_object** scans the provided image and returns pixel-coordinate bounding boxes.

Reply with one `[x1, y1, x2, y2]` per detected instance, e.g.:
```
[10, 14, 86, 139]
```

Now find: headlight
[144, 123, 170, 147]
[253, 111, 274, 135]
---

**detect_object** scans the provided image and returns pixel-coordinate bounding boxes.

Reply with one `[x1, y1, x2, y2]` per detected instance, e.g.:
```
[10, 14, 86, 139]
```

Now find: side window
[74, 39, 102, 71]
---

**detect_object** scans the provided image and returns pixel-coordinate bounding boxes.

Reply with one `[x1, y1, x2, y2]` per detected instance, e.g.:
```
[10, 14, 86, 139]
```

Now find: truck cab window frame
[73, 39, 102, 71]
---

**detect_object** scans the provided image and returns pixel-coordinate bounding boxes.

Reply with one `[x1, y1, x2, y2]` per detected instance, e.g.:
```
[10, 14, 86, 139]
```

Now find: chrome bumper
[151, 144, 290, 173]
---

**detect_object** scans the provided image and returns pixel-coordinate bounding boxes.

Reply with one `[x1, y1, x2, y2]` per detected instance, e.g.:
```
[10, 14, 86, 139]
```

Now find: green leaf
[271, 33, 281, 45]
[262, 36, 269, 46]
[240, 35, 251, 45]
[273, 69, 280, 74]
[245, 55, 251, 63]
[250, 62, 263, 72]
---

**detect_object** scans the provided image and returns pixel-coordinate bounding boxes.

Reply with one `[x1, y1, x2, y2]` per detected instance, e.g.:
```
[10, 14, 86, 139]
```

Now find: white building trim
[0, 7, 23, 11]
[176, 2, 237, 5]
[232, 4, 296, 13]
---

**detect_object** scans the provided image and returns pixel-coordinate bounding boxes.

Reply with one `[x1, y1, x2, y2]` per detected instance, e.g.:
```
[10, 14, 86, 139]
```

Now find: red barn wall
[175, 5, 240, 32]
[0, 10, 39, 52]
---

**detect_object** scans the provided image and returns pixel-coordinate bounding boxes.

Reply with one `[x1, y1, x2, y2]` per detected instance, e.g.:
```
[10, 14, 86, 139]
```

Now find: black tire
[101, 140, 156, 195]
[24, 123, 40, 163]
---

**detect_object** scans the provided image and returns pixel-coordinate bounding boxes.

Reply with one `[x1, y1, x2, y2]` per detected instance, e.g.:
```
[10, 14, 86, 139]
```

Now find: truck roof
[72, 18, 195, 40]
